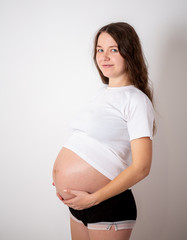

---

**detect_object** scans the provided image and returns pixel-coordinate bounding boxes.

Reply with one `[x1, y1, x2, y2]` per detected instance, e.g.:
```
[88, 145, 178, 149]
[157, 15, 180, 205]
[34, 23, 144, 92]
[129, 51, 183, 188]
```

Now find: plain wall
[0, 0, 187, 239]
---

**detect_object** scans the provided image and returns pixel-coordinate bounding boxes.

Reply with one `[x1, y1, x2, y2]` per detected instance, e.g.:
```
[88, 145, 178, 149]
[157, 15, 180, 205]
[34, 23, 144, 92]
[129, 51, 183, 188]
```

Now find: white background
[0, 0, 187, 239]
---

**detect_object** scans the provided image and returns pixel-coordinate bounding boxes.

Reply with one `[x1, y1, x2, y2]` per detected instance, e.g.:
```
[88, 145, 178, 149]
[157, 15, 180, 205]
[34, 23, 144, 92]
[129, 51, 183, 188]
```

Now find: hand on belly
[52, 181, 76, 200]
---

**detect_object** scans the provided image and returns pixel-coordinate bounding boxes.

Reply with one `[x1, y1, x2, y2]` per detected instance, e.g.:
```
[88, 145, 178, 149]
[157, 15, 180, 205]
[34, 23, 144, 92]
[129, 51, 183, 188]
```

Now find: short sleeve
[126, 93, 155, 141]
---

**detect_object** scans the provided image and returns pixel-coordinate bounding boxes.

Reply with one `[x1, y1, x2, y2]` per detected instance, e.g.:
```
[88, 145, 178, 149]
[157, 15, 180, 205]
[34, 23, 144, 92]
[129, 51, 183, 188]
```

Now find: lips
[102, 64, 113, 68]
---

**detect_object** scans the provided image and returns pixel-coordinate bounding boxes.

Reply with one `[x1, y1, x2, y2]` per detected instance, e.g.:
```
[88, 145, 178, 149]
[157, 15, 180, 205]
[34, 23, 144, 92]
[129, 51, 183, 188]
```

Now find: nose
[103, 51, 110, 61]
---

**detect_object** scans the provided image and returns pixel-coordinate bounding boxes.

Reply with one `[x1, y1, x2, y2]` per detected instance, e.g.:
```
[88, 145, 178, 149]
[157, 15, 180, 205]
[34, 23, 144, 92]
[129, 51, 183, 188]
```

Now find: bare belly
[53, 147, 111, 200]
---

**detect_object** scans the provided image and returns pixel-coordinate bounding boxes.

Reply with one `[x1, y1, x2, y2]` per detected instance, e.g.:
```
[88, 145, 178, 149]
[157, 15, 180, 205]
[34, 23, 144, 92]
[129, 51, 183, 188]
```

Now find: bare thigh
[70, 217, 89, 240]
[88, 226, 132, 240]
[70, 217, 132, 240]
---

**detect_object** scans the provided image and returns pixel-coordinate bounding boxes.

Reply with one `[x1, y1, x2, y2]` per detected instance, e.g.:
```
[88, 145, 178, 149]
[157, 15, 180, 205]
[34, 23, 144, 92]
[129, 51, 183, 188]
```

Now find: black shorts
[69, 189, 137, 228]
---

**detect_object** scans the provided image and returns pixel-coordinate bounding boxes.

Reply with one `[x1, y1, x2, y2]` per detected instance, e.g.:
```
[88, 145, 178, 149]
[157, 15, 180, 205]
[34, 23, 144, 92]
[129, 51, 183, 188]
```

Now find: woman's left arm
[63, 137, 152, 209]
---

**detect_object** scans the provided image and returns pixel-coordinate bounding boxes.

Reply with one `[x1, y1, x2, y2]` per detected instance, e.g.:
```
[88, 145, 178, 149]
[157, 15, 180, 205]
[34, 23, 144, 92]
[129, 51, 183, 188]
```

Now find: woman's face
[96, 32, 127, 81]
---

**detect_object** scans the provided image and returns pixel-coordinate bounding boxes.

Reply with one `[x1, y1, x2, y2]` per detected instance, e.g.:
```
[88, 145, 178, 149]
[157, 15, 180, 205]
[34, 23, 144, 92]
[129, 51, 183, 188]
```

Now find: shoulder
[127, 87, 153, 109]
[127, 86, 149, 100]
[124, 86, 154, 119]
[125, 87, 155, 140]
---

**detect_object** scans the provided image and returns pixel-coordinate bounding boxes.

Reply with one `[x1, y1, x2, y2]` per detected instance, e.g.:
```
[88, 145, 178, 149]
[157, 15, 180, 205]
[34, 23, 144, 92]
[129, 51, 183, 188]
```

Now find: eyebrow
[96, 45, 118, 48]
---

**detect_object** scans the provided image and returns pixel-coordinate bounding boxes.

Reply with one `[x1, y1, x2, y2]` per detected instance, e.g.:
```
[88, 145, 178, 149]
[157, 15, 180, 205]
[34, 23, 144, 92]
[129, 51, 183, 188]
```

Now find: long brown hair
[93, 22, 156, 135]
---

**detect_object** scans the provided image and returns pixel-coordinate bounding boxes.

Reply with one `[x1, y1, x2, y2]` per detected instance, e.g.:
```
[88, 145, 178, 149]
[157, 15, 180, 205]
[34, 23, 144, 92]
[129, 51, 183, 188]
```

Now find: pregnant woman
[52, 22, 155, 240]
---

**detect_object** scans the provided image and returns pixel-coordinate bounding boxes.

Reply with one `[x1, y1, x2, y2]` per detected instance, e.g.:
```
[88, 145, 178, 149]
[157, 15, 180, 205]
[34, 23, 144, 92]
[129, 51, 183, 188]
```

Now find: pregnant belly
[53, 147, 111, 200]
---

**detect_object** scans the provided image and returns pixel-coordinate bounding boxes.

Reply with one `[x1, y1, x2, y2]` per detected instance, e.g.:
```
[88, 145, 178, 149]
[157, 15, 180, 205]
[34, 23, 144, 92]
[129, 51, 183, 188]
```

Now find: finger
[63, 199, 74, 205]
[56, 193, 62, 200]
[63, 201, 74, 208]
[56, 192, 63, 201]
[72, 206, 84, 210]
[63, 189, 80, 196]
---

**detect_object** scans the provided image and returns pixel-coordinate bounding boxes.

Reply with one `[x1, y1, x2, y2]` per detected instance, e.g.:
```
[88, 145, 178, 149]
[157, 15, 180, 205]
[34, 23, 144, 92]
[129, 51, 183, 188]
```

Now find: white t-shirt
[63, 84, 155, 180]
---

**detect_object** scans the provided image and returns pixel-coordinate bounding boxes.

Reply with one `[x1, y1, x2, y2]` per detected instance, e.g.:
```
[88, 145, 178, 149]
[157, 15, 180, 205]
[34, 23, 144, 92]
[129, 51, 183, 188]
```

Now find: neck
[108, 76, 131, 87]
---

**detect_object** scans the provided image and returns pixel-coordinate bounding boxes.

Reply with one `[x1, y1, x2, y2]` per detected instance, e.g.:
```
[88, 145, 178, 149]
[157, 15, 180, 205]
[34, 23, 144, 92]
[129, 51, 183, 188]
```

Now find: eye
[97, 49, 103, 53]
[111, 49, 118, 52]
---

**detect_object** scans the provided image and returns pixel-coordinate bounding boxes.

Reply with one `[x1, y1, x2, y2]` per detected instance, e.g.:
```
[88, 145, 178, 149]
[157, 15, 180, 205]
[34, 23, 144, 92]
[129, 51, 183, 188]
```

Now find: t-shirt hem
[129, 133, 153, 141]
[63, 131, 129, 180]
[63, 144, 114, 180]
